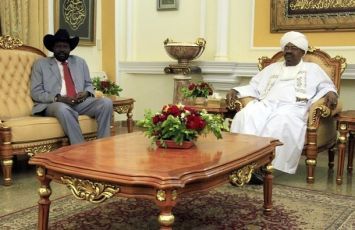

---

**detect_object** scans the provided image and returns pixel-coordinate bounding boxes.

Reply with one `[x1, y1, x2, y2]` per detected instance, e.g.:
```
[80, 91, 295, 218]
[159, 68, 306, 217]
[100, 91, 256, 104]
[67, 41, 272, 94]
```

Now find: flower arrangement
[92, 77, 123, 96]
[137, 104, 228, 147]
[181, 82, 213, 98]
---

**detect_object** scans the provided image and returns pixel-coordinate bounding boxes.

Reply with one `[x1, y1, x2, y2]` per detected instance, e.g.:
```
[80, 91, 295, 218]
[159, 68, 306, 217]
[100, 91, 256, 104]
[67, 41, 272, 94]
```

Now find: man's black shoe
[249, 172, 264, 185]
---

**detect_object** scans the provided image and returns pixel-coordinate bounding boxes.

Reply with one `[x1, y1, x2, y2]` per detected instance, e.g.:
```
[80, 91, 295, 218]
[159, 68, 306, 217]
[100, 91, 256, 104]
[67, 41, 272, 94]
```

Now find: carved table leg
[110, 110, 116, 136]
[36, 167, 52, 230]
[127, 110, 133, 133]
[348, 132, 354, 173]
[328, 146, 335, 170]
[155, 189, 177, 230]
[337, 123, 348, 185]
[263, 164, 273, 215]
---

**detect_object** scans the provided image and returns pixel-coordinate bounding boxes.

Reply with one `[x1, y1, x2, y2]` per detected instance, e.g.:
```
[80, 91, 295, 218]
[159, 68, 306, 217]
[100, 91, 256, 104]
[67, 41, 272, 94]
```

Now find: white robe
[230, 61, 337, 174]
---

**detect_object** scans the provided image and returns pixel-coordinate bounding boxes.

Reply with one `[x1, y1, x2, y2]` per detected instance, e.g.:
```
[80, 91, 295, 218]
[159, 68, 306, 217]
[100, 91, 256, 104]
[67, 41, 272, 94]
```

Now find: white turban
[280, 31, 308, 52]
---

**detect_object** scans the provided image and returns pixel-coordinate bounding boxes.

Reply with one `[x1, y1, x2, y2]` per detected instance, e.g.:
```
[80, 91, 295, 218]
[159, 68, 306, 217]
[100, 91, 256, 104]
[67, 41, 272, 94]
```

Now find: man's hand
[324, 91, 338, 110]
[226, 89, 238, 105]
[55, 95, 77, 106]
[75, 91, 90, 103]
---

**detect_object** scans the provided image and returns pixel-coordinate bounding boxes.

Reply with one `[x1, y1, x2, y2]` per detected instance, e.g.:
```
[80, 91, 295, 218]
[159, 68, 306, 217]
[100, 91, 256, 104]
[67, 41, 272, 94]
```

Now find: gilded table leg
[127, 110, 133, 133]
[348, 132, 354, 173]
[155, 189, 177, 230]
[328, 146, 335, 170]
[337, 123, 348, 185]
[263, 164, 273, 215]
[36, 167, 52, 230]
[110, 110, 116, 136]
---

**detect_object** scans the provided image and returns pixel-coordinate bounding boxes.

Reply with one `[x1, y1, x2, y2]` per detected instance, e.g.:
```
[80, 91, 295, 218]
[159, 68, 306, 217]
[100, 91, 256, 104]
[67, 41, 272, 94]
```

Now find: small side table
[335, 110, 355, 185]
[108, 96, 135, 135]
[184, 100, 232, 118]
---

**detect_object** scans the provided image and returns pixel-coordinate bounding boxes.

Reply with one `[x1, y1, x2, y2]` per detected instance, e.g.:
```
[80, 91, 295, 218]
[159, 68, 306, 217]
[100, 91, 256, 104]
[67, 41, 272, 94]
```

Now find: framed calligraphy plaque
[157, 0, 179, 10]
[271, 0, 355, 32]
[54, 0, 96, 46]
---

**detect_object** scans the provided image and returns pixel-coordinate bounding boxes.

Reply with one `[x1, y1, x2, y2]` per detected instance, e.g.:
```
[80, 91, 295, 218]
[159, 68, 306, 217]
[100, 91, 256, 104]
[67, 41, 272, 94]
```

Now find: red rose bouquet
[137, 104, 228, 146]
[92, 77, 123, 96]
[181, 81, 213, 98]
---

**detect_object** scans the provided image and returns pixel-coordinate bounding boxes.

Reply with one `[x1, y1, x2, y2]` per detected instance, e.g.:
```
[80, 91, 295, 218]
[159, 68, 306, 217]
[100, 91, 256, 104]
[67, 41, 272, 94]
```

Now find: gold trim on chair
[0, 35, 23, 49]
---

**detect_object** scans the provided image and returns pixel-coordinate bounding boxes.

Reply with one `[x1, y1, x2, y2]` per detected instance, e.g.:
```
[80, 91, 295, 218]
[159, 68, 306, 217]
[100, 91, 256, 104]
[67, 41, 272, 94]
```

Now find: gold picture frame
[271, 0, 355, 32]
[54, 0, 96, 46]
[157, 0, 179, 11]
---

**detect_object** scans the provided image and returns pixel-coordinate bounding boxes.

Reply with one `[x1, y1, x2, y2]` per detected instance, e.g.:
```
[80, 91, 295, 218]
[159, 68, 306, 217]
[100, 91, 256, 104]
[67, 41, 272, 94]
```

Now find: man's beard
[54, 52, 69, 62]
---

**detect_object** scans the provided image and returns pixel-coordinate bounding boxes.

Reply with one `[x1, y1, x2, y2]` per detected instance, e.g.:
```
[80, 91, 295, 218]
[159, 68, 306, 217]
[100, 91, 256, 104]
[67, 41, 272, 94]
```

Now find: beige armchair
[0, 36, 98, 186]
[227, 48, 346, 183]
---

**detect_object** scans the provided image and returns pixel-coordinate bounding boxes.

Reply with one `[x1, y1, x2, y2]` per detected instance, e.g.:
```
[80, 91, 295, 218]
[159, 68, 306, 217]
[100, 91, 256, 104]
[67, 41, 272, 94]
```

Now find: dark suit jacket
[30, 55, 95, 114]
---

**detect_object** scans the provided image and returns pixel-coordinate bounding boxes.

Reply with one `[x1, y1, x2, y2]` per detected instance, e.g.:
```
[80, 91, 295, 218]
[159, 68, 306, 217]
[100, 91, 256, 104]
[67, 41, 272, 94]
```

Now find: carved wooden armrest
[308, 97, 342, 129]
[226, 97, 255, 112]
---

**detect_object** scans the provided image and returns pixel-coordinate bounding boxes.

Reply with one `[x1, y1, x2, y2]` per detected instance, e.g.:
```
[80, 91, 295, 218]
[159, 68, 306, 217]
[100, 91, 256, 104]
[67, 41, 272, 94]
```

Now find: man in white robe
[226, 31, 338, 175]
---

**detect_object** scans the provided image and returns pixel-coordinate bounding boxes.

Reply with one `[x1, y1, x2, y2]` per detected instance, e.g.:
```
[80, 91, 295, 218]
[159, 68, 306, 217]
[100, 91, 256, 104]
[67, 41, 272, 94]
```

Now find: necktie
[61, 62, 76, 97]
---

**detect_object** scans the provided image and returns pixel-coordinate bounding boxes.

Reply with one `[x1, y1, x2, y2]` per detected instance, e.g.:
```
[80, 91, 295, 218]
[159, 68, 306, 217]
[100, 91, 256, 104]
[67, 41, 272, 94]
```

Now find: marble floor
[0, 125, 354, 217]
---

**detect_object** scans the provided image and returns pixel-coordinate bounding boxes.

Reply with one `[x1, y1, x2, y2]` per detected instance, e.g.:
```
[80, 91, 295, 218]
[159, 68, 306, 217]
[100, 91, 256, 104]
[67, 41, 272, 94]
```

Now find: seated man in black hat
[30, 28, 113, 144]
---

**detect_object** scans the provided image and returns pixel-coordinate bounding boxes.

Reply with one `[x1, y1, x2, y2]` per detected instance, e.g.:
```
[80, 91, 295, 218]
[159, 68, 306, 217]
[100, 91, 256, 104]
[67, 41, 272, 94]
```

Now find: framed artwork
[271, 0, 355, 32]
[54, 0, 96, 46]
[157, 0, 179, 11]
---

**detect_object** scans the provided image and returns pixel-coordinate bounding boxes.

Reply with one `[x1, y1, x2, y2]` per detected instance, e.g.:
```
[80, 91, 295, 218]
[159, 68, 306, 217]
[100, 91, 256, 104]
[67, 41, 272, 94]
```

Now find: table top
[29, 132, 279, 188]
[336, 110, 355, 122]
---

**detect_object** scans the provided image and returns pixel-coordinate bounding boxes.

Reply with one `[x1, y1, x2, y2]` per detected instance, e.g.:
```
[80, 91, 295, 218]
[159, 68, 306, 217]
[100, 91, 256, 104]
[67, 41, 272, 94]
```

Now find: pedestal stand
[164, 64, 201, 104]
[173, 74, 191, 104]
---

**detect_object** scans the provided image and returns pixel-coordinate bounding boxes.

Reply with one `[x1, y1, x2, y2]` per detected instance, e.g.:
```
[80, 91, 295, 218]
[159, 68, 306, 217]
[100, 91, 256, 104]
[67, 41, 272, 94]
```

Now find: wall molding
[119, 61, 355, 90]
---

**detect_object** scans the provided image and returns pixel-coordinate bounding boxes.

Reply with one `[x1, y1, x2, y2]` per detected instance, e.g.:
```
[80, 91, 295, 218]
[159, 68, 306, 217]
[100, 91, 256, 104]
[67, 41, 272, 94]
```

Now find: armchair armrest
[226, 97, 255, 112]
[308, 97, 342, 129]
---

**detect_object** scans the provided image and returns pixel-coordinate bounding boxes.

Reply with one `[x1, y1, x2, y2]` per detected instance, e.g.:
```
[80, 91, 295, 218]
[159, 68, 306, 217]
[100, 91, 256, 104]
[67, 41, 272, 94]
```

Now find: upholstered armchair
[227, 48, 346, 183]
[0, 36, 98, 186]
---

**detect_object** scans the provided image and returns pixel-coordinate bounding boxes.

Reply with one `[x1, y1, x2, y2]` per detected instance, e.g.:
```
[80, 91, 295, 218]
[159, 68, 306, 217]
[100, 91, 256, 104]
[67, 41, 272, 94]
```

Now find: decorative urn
[164, 38, 206, 75]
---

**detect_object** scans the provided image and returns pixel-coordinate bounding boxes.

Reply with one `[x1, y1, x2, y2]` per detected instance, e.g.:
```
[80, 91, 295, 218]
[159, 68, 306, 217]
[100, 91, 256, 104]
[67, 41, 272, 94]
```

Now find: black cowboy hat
[43, 29, 79, 52]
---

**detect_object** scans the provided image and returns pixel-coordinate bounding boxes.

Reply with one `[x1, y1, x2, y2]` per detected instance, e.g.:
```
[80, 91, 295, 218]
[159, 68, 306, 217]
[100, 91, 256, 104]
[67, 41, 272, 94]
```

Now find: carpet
[1, 184, 354, 230]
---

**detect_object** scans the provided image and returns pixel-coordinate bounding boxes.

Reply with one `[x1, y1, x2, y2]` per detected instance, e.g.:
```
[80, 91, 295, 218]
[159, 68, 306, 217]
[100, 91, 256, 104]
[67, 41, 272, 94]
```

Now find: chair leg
[1, 158, 13, 186]
[305, 158, 316, 183]
[306, 129, 318, 183]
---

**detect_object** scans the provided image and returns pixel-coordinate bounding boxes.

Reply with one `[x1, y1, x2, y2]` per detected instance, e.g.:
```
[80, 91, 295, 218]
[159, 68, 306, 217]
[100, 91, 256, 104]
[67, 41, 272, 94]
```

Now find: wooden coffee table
[335, 110, 355, 185]
[29, 132, 280, 229]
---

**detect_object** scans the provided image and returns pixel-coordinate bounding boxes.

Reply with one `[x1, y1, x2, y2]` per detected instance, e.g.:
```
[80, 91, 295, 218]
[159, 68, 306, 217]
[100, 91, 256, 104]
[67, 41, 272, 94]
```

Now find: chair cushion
[3, 115, 97, 143]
